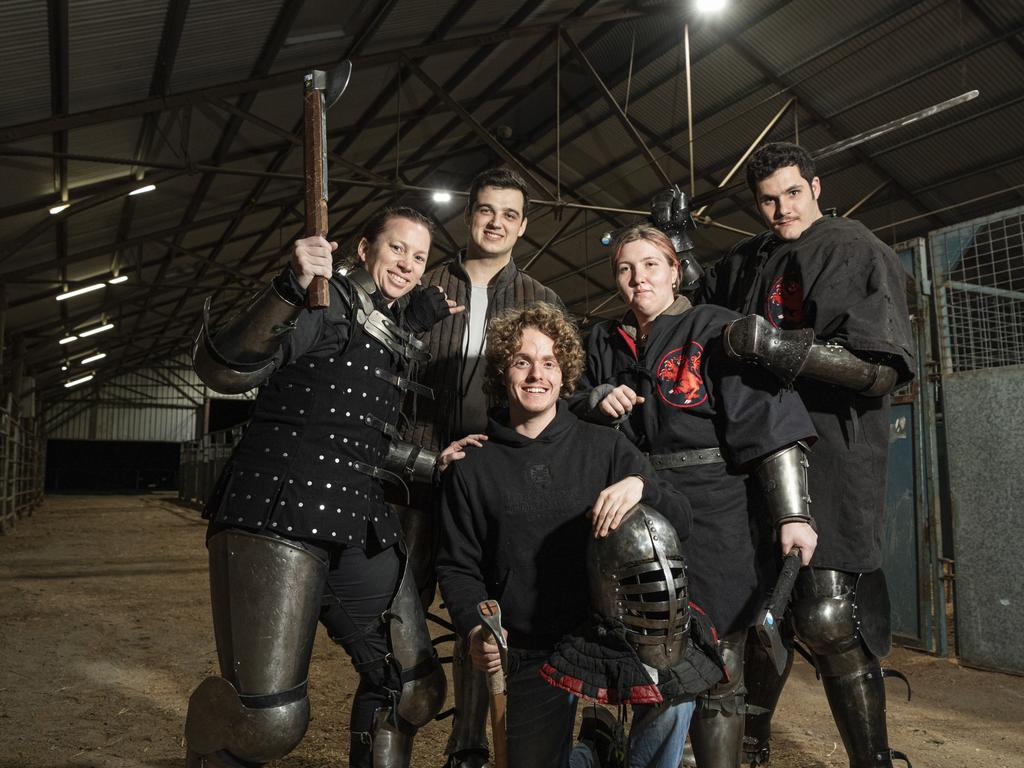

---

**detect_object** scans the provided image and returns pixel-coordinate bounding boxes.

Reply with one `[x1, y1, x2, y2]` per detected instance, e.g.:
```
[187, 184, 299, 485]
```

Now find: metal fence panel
[942, 367, 1024, 673]
[931, 206, 1024, 673]
[881, 239, 942, 651]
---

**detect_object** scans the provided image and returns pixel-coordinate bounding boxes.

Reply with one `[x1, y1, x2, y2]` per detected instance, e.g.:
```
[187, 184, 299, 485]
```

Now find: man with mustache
[696, 142, 915, 768]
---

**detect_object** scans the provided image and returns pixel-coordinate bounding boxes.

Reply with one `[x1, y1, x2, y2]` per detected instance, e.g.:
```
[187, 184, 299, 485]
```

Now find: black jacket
[407, 253, 562, 453]
[697, 215, 915, 571]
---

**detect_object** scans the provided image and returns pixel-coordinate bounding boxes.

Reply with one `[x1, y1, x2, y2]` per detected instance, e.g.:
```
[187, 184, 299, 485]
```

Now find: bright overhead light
[56, 283, 105, 301]
[79, 323, 114, 337]
[108, 275, 128, 285]
[60, 365, 68, 372]
[80, 353, 107, 365]
[49, 203, 70, 215]
[64, 374, 94, 388]
[58, 335, 78, 345]
[695, 0, 727, 12]
[432, 191, 452, 203]
[129, 183, 156, 196]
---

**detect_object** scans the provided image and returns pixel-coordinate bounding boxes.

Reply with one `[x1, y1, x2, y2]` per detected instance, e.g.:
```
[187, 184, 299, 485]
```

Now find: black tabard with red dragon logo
[574, 302, 815, 635]
[697, 215, 916, 573]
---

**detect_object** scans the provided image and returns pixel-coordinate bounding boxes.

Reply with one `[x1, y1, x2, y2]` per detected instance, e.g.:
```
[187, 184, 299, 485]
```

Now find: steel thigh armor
[184, 529, 326, 764]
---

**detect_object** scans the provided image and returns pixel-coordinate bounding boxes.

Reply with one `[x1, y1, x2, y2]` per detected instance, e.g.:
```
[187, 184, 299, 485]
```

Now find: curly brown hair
[482, 302, 584, 401]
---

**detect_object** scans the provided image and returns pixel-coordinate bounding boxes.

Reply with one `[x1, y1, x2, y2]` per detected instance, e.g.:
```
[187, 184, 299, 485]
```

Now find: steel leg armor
[792, 568, 910, 768]
[385, 545, 448, 735]
[397, 503, 439, 611]
[442, 635, 491, 768]
[348, 543, 447, 768]
[184, 529, 326, 766]
[690, 628, 747, 768]
[742, 626, 793, 767]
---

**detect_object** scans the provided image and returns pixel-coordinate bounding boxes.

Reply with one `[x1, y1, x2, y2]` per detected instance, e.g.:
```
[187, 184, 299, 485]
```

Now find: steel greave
[742, 626, 793, 765]
[821, 656, 895, 768]
[444, 635, 491, 758]
[690, 629, 747, 768]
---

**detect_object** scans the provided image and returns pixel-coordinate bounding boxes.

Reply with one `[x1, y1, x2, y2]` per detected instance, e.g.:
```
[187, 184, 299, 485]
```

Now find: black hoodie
[436, 401, 690, 650]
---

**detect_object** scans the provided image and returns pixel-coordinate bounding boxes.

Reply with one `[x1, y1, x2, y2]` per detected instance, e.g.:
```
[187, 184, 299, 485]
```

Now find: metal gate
[931, 205, 1024, 673]
[881, 239, 944, 652]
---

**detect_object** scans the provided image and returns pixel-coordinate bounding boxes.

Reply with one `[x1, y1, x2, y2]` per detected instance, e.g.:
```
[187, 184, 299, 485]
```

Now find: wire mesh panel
[930, 205, 1024, 673]
[930, 205, 1024, 373]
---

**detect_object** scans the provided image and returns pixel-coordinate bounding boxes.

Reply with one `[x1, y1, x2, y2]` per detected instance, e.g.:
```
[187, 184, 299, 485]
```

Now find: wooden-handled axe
[477, 599, 508, 768]
[755, 547, 802, 675]
[302, 60, 352, 309]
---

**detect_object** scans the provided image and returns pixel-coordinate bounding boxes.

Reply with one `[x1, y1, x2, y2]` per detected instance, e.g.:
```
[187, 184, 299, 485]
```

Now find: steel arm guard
[192, 283, 302, 394]
[382, 440, 439, 486]
[753, 443, 812, 528]
[723, 314, 898, 396]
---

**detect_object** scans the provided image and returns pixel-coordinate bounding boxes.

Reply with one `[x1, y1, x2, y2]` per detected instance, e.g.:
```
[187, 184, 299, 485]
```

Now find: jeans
[629, 700, 696, 768]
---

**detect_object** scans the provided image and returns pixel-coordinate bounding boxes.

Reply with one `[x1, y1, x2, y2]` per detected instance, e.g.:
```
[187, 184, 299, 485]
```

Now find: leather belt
[647, 447, 724, 470]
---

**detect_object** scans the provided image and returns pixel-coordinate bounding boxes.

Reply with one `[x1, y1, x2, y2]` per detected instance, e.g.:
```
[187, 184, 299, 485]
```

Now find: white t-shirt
[458, 284, 490, 435]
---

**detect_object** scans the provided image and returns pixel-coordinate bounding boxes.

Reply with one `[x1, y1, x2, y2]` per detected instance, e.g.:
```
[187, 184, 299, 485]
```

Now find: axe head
[324, 59, 352, 109]
[477, 599, 508, 674]
[754, 607, 789, 675]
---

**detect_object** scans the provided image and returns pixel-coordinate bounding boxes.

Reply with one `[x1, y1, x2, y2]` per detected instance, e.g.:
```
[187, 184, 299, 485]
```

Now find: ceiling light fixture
[108, 275, 128, 285]
[64, 374, 94, 388]
[60, 365, 68, 371]
[129, 183, 156, 196]
[55, 283, 105, 301]
[79, 323, 114, 338]
[695, 0, 727, 12]
[80, 353, 107, 365]
[49, 203, 70, 215]
[432, 191, 452, 203]
[58, 335, 78, 345]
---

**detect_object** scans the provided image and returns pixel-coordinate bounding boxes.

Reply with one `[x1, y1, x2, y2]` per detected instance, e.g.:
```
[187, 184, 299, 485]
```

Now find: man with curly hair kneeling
[436, 302, 712, 768]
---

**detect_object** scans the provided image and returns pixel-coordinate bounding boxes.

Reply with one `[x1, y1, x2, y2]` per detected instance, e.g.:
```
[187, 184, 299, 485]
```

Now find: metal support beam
[561, 30, 672, 188]
[694, 97, 795, 218]
[403, 56, 555, 199]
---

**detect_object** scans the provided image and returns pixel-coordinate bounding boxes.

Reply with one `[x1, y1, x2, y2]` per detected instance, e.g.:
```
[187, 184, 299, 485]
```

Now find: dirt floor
[2, 494, 1023, 768]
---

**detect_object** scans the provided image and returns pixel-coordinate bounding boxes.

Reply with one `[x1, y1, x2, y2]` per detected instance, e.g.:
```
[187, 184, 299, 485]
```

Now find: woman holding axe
[186, 205, 462, 768]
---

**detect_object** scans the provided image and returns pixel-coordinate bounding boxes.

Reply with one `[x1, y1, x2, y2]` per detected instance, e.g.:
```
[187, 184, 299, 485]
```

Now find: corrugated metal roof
[68, 0, 169, 113]
[170, 0, 285, 93]
[0, 1, 52, 127]
[3, 0, 1023, 406]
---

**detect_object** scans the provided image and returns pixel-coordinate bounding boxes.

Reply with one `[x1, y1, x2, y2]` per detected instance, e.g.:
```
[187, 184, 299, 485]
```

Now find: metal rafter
[0, 7, 654, 145]
[124, 0, 308, 367]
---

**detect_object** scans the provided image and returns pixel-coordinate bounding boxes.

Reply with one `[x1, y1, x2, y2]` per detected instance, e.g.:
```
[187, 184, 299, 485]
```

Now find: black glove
[403, 286, 450, 333]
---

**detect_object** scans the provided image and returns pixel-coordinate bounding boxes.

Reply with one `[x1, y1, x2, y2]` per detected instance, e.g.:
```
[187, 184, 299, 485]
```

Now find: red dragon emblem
[655, 342, 707, 408]
[766, 275, 804, 329]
